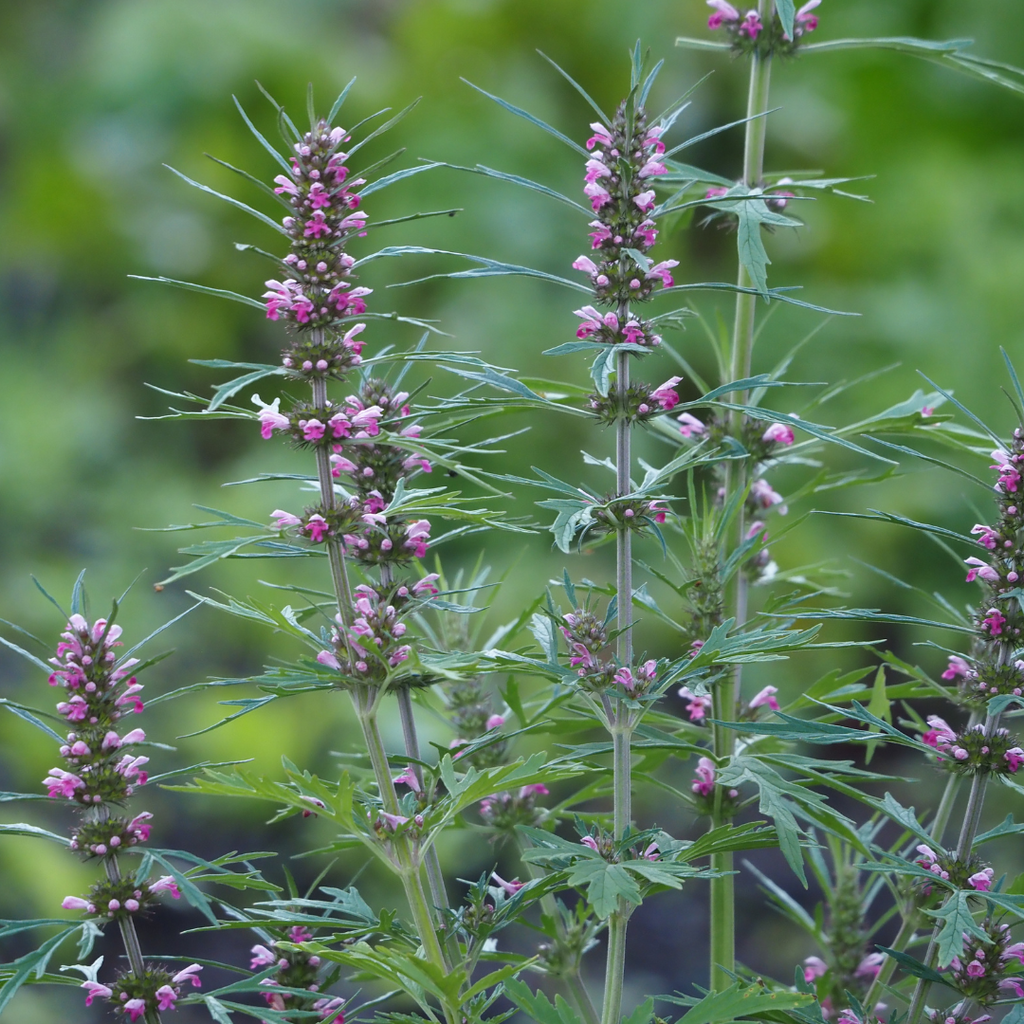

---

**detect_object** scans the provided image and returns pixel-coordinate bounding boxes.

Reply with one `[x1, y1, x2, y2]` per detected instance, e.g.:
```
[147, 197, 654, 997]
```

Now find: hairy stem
[600, 913, 628, 1024]
[711, 2, 774, 990]
[567, 971, 602, 1024]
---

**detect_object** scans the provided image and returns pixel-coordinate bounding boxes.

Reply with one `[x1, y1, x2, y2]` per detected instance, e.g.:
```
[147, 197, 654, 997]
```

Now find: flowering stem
[906, 710, 1002, 1024]
[711, 2, 774, 991]
[567, 972, 601, 1024]
[103, 851, 162, 1024]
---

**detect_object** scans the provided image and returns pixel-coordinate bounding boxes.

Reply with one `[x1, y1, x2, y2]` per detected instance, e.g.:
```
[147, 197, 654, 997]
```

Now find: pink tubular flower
[313, 996, 345, 1023]
[149, 875, 181, 899]
[678, 686, 713, 721]
[646, 259, 678, 288]
[412, 573, 440, 596]
[1001, 978, 1024, 999]
[942, 656, 971, 681]
[491, 871, 525, 896]
[584, 182, 613, 211]
[855, 953, 884, 980]
[572, 255, 599, 276]
[692, 756, 717, 797]
[638, 157, 667, 179]
[172, 964, 203, 988]
[796, 0, 820, 31]
[738, 9, 762, 38]
[250, 944, 277, 969]
[677, 412, 706, 438]
[252, 394, 290, 439]
[803, 956, 827, 983]
[81, 980, 113, 1006]
[116, 682, 145, 714]
[378, 811, 409, 832]
[964, 557, 999, 583]
[317, 649, 341, 671]
[763, 422, 795, 446]
[634, 190, 656, 214]
[405, 519, 431, 558]
[749, 685, 780, 711]
[585, 122, 613, 150]
[121, 728, 146, 745]
[968, 868, 995, 892]
[1003, 942, 1024, 965]
[614, 667, 638, 696]
[1005, 747, 1024, 772]
[156, 986, 177, 1011]
[62, 895, 93, 912]
[44, 767, 84, 799]
[971, 524, 1001, 550]
[588, 221, 612, 248]
[749, 478, 785, 511]
[272, 510, 302, 530]
[923, 715, 957, 749]
[393, 766, 421, 793]
[584, 158, 611, 183]
[127, 811, 153, 842]
[983, 607, 1007, 636]
[707, 0, 740, 28]
[304, 514, 330, 543]
[486, 714, 505, 730]
[520, 783, 549, 798]
[651, 377, 682, 410]
[579, 835, 600, 852]
[124, 998, 148, 1022]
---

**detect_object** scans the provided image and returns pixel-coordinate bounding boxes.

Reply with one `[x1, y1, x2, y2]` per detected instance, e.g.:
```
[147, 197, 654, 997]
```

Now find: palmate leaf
[659, 982, 815, 1024]
[504, 979, 583, 1024]
[927, 890, 988, 967]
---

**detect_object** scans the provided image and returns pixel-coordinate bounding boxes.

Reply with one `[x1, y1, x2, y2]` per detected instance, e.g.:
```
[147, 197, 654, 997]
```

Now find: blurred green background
[0, 0, 1023, 1019]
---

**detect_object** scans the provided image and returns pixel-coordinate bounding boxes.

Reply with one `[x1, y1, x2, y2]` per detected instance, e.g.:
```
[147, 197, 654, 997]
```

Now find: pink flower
[738, 10, 763, 38]
[491, 871, 525, 896]
[971, 524, 1001, 550]
[124, 998, 148, 1022]
[156, 986, 177, 1011]
[272, 174, 298, 196]
[405, 519, 431, 558]
[585, 122, 613, 151]
[304, 210, 332, 238]
[803, 956, 827, 983]
[678, 686, 713, 721]
[393, 766, 422, 793]
[378, 811, 409, 832]
[855, 953, 884, 980]
[678, 412, 706, 438]
[412, 573, 440, 596]
[763, 422, 795, 445]
[121, 728, 146, 745]
[749, 685, 780, 711]
[796, 0, 820, 31]
[56, 695, 87, 720]
[81, 981, 113, 1006]
[638, 157, 667, 179]
[646, 260, 678, 288]
[614, 667, 638, 696]
[1005, 747, 1024, 772]
[923, 715, 956, 749]
[115, 683, 145, 714]
[692, 756, 717, 797]
[272, 509, 302, 529]
[317, 649, 341, 671]
[941, 656, 971, 681]
[648, 500, 668, 524]
[584, 159, 612, 184]
[651, 377, 682, 410]
[983, 607, 1007, 636]
[304, 515, 330, 543]
[486, 714, 505, 729]
[172, 964, 203, 988]
[1003, 942, 1024, 965]
[705, 185, 730, 199]
[572, 255, 599, 276]
[749, 478, 785, 511]
[44, 768, 84, 799]
[521, 783, 549, 798]
[574, 305, 618, 339]
[1000, 978, 1024, 999]
[313, 996, 345, 1023]
[301, 418, 326, 442]
[250, 944, 277, 970]
[252, 394, 290, 439]
[634, 190, 656, 213]
[149, 875, 181, 899]
[707, 0, 740, 28]
[62, 895, 93, 912]
[589, 221, 613, 248]
[127, 811, 153, 842]
[579, 835, 600, 852]
[967, 868, 995, 894]
[964, 557, 999, 583]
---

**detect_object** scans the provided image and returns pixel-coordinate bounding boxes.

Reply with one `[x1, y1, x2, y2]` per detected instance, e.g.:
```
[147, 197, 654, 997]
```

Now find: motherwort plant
[3, 8, 1024, 1024]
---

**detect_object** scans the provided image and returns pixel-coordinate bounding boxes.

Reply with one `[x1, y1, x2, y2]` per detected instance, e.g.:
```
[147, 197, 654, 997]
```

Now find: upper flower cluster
[44, 615, 149, 808]
[571, 100, 678, 314]
[706, 0, 821, 55]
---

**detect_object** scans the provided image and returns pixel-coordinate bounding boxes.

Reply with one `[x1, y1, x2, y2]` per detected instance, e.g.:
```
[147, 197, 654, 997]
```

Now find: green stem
[863, 910, 917, 1011]
[103, 851, 162, 1024]
[711, 2, 774, 991]
[600, 913, 628, 1024]
[567, 972, 602, 1024]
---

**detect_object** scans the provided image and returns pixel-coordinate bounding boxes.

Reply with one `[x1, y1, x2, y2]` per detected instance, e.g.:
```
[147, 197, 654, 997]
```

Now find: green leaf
[0, 925, 78, 1013]
[623, 997, 655, 1024]
[0, 823, 70, 846]
[671, 982, 814, 1024]
[875, 946, 947, 985]
[536, 51, 609, 125]
[164, 165, 287, 234]
[461, 79, 588, 154]
[567, 859, 642, 918]
[776, 0, 795, 40]
[974, 814, 1024, 846]
[446, 162, 591, 214]
[203, 996, 235, 1024]
[504, 978, 583, 1024]
[232, 96, 292, 174]
[358, 161, 443, 197]
[0, 699, 66, 743]
[129, 275, 264, 310]
[0, 634, 55, 675]
[927, 891, 987, 967]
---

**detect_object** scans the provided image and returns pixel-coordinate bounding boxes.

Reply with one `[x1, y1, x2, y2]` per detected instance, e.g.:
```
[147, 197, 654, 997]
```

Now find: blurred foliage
[0, 0, 1022, 1020]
